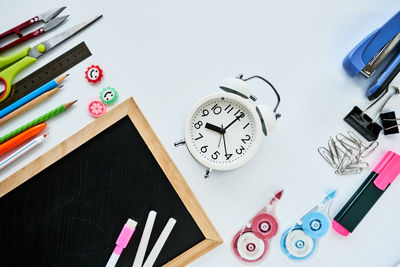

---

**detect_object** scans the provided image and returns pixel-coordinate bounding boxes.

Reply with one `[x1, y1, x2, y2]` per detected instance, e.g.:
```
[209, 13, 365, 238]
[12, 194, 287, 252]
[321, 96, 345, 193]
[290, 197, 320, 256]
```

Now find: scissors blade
[29, 15, 103, 58]
[43, 15, 69, 32]
[38, 7, 67, 23]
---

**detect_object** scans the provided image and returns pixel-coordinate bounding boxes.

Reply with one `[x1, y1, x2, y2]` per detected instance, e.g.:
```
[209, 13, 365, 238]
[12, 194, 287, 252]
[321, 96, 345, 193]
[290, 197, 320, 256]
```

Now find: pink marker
[106, 218, 137, 267]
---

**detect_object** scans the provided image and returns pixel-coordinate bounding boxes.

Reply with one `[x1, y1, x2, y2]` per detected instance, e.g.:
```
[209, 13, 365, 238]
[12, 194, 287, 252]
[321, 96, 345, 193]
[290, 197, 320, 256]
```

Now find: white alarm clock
[175, 74, 281, 178]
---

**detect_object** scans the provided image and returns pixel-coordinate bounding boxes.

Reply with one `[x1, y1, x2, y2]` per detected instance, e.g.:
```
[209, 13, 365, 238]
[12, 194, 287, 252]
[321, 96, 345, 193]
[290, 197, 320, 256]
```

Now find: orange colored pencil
[0, 122, 47, 156]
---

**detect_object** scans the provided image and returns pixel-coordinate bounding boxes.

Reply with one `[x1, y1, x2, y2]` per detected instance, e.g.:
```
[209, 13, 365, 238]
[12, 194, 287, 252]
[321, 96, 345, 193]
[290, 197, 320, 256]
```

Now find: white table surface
[2, 0, 400, 266]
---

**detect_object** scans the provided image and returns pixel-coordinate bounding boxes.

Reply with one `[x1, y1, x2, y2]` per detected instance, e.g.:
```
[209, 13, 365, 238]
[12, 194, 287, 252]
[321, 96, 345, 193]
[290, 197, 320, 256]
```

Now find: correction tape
[232, 190, 283, 264]
[85, 65, 103, 84]
[100, 87, 118, 105]
[88, 99, 106, 118]
[280, 189, 336, 262]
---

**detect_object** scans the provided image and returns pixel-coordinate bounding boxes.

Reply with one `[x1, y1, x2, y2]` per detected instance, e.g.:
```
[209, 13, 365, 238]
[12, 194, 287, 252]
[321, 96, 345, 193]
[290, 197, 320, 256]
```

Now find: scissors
[0, 15, 102, 102]
[0, 7, 68, 53]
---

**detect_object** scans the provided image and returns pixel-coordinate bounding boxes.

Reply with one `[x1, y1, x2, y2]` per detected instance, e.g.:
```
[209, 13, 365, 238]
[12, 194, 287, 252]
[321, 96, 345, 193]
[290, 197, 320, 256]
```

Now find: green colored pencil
[0, 100, 77, 144]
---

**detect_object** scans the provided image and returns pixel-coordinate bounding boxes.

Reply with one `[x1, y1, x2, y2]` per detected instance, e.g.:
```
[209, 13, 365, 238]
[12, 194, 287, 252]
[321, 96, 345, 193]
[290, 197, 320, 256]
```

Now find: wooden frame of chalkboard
[0, 97, 222, 266]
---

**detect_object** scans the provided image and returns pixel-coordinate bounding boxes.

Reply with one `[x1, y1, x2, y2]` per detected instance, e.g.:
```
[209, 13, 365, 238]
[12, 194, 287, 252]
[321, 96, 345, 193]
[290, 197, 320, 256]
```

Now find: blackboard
[0, 98, 222, 267]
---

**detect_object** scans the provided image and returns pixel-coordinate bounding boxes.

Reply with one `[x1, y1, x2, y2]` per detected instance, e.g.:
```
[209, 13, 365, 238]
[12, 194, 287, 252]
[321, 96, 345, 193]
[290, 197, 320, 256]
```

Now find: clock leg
[204, 168, 213, 178]
[174, 138, 186, 147]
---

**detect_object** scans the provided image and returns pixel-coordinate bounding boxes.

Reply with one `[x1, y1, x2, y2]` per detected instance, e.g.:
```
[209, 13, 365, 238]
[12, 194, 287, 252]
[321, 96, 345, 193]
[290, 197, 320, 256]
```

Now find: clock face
[184, 93, 262, 171]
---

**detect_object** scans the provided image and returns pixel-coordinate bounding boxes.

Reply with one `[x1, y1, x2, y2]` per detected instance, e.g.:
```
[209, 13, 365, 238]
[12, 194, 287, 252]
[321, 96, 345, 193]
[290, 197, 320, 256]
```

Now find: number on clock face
[189, 96, 257, 169]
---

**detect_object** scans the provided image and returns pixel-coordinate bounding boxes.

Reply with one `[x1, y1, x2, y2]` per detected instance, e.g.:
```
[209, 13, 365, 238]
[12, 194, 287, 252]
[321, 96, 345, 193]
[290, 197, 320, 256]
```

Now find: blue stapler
[343, 11, 400, 100]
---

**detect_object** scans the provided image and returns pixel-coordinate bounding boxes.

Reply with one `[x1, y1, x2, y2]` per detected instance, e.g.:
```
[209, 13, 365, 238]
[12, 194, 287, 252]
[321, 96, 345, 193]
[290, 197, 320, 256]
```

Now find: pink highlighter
[333, 151, 400, 236]
[106, 218, 137, 267]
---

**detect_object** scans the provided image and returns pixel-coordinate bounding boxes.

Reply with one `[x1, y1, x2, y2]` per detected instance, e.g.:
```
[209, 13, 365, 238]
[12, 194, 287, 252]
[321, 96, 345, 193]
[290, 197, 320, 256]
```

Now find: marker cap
[373, 151, 400, 190]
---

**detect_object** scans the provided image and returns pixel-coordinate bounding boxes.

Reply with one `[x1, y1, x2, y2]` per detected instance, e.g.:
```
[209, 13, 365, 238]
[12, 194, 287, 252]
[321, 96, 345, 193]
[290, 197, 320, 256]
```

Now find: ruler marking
[0, 42, 91, 110]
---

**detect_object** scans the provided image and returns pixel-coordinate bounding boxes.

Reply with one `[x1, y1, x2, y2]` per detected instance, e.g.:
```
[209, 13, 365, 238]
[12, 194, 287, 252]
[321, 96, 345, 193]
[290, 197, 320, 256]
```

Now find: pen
[0, 133, 48, 171]
[0, 123, 46, 156]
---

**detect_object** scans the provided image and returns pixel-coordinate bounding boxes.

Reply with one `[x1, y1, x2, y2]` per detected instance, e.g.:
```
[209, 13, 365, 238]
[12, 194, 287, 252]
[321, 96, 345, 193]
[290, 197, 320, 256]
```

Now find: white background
[1, 0, 400, 266]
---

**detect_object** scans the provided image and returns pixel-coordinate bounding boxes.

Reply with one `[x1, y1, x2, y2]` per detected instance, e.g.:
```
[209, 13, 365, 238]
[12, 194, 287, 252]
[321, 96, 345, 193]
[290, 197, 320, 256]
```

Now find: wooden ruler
[0, 42, 91, 110]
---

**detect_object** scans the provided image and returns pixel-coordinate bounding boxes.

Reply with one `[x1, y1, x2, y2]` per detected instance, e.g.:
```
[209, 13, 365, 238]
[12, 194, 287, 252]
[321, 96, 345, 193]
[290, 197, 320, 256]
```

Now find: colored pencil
[0, 87, 60, 126]
[0, 74, 68, 119]
[0, 100, 76, 144]
[0, 123, 47, 156]
[0, 133, 48, 171]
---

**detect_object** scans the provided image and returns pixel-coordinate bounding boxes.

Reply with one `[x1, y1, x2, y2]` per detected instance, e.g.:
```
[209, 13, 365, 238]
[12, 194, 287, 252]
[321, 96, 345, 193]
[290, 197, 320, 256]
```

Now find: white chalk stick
[105, 252, 119, 267]
[132, 210, 157, 267]
[142, 218, 176, 267]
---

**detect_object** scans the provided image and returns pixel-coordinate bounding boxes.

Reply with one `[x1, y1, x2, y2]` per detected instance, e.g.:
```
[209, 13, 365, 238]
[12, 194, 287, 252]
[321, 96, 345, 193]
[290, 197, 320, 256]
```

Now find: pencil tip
[58, 84, 64, 88]
[56, 74, 69, 84]
[65, 100, 78, 109]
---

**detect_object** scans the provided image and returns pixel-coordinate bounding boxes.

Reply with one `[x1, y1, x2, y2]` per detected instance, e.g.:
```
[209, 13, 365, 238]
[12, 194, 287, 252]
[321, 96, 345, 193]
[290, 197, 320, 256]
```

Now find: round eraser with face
[88, 99, 107, 118]
[85, 65, 104, 83]
[100, 87, 118, 105]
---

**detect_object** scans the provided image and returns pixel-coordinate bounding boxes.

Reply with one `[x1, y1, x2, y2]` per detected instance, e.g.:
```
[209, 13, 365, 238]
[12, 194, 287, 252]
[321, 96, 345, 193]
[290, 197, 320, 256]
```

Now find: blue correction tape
[280, 189, 336, 262]
[280, 227, 316, 260]
[302, 211, 329, 238]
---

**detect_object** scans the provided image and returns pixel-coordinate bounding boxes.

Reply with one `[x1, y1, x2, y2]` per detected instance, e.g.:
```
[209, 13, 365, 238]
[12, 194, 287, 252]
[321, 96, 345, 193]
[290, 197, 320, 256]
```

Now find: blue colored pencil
[0, 74, 68, 119]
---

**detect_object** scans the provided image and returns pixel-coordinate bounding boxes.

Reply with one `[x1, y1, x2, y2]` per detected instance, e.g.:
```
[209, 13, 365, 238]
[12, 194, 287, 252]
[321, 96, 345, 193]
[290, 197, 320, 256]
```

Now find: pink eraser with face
[88, 99, 106, 118]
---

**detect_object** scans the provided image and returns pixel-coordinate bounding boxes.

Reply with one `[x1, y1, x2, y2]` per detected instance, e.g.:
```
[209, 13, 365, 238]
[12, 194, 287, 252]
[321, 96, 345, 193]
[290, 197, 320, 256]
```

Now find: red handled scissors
[0, 7, 68, 53]
[0, 15, 102, 102]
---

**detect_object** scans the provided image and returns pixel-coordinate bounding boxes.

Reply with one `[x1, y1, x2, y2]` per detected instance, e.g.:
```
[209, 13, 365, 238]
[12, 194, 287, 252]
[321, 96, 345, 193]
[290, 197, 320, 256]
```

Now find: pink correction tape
[231, 190, 283, 264]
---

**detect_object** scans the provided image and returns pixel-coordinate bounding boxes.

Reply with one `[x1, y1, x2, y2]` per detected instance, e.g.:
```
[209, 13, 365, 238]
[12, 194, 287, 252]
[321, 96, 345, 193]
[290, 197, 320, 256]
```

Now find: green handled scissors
[0, 15, 102, 102]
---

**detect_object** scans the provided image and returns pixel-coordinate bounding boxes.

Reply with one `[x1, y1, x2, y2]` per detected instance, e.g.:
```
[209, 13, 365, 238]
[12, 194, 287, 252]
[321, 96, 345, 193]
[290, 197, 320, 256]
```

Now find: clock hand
[218, 124, 223, 148]
[205, 123, 225, 134]
[222, 132, 229, 156]
[224, 113, 245, 131]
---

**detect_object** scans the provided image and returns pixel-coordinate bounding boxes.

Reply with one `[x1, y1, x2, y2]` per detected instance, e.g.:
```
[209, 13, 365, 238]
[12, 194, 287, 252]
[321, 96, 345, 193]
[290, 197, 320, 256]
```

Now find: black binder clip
[344, 87, 399, 141]
[380, 111, 400, 135]
[344, 106, 382, 141]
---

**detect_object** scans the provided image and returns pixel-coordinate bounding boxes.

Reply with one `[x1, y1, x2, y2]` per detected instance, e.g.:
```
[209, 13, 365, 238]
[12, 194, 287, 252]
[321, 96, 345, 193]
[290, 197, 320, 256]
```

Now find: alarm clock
[175, 74, 281, 178]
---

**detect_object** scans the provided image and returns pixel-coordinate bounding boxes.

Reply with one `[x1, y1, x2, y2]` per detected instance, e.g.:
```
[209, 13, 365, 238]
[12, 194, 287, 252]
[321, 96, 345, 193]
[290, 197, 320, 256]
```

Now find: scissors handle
[0, 47, 31, 70]
[0, 28, 44, 53]
[0, 47, 37, 102]
[0, 17, 39, 39]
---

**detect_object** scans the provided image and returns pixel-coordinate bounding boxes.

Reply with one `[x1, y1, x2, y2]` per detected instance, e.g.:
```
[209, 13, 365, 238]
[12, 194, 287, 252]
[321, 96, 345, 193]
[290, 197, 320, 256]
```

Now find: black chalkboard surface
[0, 98, 222, 267]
